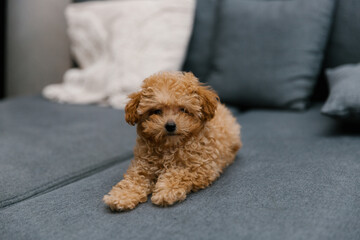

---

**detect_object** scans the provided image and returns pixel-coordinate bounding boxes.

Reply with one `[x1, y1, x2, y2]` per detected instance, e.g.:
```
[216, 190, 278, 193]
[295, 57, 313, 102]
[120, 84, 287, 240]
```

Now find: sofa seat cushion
[0, 96, 136, 208]
[1, 104, 359, 239]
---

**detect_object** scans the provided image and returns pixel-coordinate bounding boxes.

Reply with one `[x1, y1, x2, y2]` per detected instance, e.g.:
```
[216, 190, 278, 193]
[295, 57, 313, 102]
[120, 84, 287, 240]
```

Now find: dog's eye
[180, 108, 188, 113]
[152, 109, 162, 115]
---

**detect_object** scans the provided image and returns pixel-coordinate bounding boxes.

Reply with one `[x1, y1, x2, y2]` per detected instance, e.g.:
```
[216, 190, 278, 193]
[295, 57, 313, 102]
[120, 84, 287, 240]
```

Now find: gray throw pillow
[182, 0, 219, 81]
[321, 64, 360, 121]
[207, 0, 335, 110]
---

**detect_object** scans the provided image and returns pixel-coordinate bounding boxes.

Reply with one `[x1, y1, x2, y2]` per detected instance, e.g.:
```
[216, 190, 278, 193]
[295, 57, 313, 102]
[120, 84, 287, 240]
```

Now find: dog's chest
[145, 150, 186, 174]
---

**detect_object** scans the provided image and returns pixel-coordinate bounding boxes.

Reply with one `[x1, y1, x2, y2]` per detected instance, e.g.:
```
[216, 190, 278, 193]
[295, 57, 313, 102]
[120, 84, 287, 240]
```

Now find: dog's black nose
[165, 121, 176, 133]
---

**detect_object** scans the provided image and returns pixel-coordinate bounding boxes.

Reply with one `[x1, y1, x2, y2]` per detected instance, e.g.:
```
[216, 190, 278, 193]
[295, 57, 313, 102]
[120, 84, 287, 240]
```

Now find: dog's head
[125, 72, 219, 146]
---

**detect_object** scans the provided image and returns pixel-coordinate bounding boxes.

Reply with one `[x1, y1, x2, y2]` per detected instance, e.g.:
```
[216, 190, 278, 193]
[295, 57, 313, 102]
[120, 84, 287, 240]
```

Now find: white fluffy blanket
[43, 0, 195, 109]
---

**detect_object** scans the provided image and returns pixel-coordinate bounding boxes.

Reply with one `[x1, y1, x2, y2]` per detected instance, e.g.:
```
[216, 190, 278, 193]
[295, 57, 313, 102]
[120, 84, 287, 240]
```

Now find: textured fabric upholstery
[1, 103, 359, 240]
[206, 0, 335, 110]
[321, 63, 360, 121]
[0, 96, 136, 208]
[182, 0, 219, 82]
[324, 0, 360, 68]
[3, 1, 360, 238]
[309, 0, 360, 100]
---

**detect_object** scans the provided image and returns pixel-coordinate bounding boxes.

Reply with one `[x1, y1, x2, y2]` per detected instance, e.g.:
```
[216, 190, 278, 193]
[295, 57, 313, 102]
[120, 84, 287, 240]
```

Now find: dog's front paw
[151, 188, 187, 206]
[103, 188, 147, 211]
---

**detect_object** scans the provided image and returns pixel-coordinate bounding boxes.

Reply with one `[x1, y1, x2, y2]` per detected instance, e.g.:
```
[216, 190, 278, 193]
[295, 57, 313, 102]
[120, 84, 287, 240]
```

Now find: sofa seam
[0, 152, 133, 209]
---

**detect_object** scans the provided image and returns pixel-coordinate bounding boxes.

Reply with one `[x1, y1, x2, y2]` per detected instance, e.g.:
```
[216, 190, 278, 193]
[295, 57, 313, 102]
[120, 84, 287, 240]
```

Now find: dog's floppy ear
[125, 91, 141, 125]
[197, 85, 219, 121]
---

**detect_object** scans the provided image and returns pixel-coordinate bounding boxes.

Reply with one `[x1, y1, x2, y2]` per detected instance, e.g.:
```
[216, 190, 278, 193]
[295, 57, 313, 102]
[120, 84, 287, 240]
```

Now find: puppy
[103, 72, 242, 211]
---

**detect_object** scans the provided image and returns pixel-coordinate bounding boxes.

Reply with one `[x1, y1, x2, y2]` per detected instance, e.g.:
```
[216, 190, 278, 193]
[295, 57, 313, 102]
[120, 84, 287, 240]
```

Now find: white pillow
[43, 0, 195, 109]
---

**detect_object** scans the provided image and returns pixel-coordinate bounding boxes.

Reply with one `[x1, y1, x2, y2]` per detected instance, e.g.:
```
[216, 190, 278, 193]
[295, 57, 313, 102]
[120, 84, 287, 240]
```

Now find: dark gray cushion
[314, 0, 360, 100]
[321, 64, 360, 121]
[207, 0, 335, 110]
[182, 0, 219, 81]
[0, 96, 135, 208]
[324, 0, 360, 68]
[1, 104, 360, 240]
[73, 0, 103, 2]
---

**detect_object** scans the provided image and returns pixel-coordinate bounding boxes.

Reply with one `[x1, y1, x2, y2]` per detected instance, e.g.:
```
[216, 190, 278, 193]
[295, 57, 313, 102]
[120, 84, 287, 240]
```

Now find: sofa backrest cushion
[314, 0, 360, 99]
[324, 0, 360, 68]
[184, 0, 360, 103]
[182, 0, 219, 82]
[206, 0, 335, 110]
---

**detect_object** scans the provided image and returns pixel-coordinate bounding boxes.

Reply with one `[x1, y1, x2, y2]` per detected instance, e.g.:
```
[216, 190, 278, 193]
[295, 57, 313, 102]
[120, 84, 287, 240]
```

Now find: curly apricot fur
[103, 72, 242, 211]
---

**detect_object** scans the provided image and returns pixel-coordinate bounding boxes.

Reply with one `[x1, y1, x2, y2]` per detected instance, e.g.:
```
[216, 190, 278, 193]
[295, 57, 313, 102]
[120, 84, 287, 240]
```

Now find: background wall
[0, 0, 6, 99]
[6, 0, 71, 97]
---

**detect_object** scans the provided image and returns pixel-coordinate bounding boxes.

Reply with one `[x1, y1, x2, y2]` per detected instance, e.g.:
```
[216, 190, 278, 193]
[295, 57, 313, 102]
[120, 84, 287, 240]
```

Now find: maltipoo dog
[103, 72, 242, 211]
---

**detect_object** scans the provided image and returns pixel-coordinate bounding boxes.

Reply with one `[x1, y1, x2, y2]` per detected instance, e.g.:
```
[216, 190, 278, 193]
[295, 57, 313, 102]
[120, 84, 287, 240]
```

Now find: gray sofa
[1, 0, 360, 239]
